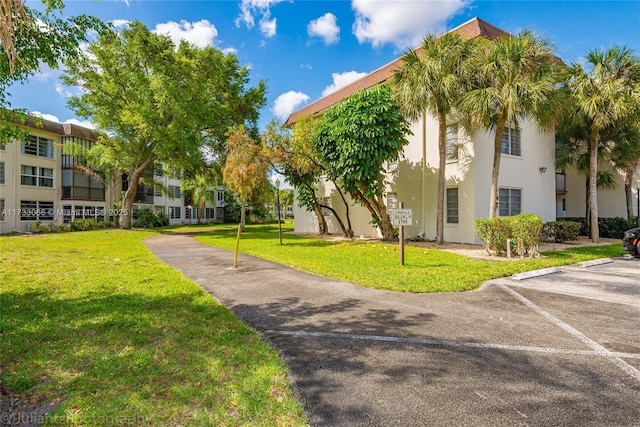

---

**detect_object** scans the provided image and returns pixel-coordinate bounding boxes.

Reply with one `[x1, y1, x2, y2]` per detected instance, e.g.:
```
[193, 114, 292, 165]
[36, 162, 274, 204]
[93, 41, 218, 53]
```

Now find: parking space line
[499, 284, 640, 383]
[264, 329, 640, 360]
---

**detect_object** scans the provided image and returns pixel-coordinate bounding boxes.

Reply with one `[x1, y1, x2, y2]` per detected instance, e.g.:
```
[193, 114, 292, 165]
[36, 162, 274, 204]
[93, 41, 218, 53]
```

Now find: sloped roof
[285, 17, 507, 126]
[18, 115, 99, 140]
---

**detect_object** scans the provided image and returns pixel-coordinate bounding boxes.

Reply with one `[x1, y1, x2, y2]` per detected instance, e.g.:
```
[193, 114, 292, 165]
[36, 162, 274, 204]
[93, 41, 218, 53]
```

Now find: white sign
[392, 209, 412, 226]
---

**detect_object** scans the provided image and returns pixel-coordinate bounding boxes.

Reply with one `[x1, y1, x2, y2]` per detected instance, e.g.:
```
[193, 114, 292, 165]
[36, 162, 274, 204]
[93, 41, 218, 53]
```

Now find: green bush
[69, 219, 109, 231]
[542, 221, 581, 243]
[133, 208, 169, 228]
[475, 213, 543, 258]
[560, 216, 637, 239]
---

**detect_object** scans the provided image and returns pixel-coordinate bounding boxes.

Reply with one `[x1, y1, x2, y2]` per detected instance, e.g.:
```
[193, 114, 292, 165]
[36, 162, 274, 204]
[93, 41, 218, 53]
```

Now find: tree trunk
[625, 166, 636, 222]
[489, 114, 507, 218]
[320, 204, 350, 238]
[119, 156, 156, 229]
[307, 184, 328, 235]
[436, 110, 447, 244]
[333, 181, 354, 238]
[589, 128, 599, 242]
[240, 200, 246, 232]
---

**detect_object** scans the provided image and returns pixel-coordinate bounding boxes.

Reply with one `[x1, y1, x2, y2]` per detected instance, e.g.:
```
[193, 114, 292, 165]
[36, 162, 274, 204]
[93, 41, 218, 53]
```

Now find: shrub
[474, 213, 543, 258]
[133, 208, 169, 228]
[598, 217, 636, 239]
[69, 219, 109, 231]
[542, 221, 581, 243]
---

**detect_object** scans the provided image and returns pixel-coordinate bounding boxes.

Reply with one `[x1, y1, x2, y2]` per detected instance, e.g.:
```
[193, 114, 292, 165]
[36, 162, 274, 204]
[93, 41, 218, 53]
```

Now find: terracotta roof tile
[285, 17, 507, 126]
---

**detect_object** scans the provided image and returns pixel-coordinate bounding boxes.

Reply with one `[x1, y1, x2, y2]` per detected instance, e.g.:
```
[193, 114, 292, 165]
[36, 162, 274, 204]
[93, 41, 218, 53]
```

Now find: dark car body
[622, 227, 640, 257]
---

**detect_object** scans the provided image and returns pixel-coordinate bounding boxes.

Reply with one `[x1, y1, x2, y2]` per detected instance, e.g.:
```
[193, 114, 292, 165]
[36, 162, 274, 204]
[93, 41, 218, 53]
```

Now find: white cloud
[64, 118, 97, 130]
[55, 83, 75, 99]
[308, 13, 339, 45]
[236, 0, 287, 37]
[322, 71, 368, 97]
[351, 0, 469, 50]
[300, 63, 312, 70]
[272, 91, 310, 119]
[259, 14, 277, 38]
[31, 111, 60, 123]
[221, 47, 238, 55]
[153, 20, 218, 48]
[110, 19, 130, 28]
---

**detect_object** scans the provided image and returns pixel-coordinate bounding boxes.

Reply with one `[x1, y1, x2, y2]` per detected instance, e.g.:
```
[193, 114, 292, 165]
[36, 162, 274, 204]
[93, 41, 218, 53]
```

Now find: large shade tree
[562, 46, 640, 241]
[1, 0, 105, 143]
[316, 85, 411, 241]
[460, 30, 562, 218]
[393, 32, 478, 244]
[62, 21, 266, 228]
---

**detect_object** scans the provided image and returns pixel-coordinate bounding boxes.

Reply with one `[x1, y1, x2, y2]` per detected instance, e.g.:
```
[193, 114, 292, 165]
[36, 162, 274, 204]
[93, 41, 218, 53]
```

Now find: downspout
[421, 109, 427, 238]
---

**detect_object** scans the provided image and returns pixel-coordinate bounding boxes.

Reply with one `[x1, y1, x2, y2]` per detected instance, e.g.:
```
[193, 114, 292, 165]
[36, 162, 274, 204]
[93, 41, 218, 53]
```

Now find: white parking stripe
[265, 329, 640, 360]
[499, 284, 640, 383]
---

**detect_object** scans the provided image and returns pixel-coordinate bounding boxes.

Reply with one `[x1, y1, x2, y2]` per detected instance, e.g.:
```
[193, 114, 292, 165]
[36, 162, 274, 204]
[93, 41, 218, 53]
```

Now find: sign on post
[392, 209, 412, 226]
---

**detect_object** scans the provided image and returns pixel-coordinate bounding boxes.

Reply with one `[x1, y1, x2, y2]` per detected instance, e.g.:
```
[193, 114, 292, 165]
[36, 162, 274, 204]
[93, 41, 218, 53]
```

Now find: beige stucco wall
[563, 165, 640, 219]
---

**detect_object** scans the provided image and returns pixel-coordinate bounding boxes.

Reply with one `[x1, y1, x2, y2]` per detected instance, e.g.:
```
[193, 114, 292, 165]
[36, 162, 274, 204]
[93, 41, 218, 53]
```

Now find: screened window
[499, 188, 522, 216]
[205, 207, 215, 219]
[169, 206, 181, 219]
[501, 126, 521, 156]
[21, 166, 53, 187]
[22, 135, 54, 158]
[446, 125, 459, 161]
[446, 188, 459, 224]
[61, 170, 104, 200]
[0, 162, 4, 184]
[168, 185, 181, 199]
[20, 201, 54, 220]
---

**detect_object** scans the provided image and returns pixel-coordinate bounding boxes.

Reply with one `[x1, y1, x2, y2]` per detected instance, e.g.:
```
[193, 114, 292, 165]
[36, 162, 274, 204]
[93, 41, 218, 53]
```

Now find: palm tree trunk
[436, 110, 447, 244]
[489, 114, 507, 218]
[625, 166, 636, 222]
[589, 128, 599, 242]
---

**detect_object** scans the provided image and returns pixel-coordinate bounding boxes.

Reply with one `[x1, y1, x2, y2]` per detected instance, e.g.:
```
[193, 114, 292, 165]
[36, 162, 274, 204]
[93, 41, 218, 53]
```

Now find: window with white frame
[446, 125, 459, 161]
[168, 185, 181, 199]
[446, 188, 459, 224]
[217, 190, 224, 202]
[499, 188, 522, 216]
[501, 126, 521, 156]
[205, 207, 215, 219]
[22, 135, 54, 158]
[0, 162, 4, 184]
[20, 201, 54, 220]
[153, 163, 164, 177]
[386, 192, 398, 212]
[169, 206, 181, 219]
[21, 166, 53, 187]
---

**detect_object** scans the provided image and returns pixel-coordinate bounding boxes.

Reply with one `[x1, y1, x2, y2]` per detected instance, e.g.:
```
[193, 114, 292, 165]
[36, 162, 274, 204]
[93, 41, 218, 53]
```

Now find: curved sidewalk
[145, 233, 640, 427]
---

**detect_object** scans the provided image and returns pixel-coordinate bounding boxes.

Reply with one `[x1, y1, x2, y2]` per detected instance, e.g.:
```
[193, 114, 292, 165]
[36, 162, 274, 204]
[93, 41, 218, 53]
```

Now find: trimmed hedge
[560, 217, 638, 239]
[475, 213, 543, 258]
[542, 221, 581, 243]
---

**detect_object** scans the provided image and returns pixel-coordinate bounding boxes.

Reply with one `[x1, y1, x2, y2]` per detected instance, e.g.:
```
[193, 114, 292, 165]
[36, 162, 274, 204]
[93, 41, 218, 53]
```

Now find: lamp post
[275, 178, 282, 245]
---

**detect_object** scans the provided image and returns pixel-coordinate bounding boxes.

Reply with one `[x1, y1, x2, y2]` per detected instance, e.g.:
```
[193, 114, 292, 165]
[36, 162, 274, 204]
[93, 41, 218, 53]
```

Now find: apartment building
[0, 116, 224, 234]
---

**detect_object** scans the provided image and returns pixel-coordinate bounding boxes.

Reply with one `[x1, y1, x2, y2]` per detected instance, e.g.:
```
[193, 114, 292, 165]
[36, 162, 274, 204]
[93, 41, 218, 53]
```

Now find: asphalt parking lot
[146, 235, 640, 427]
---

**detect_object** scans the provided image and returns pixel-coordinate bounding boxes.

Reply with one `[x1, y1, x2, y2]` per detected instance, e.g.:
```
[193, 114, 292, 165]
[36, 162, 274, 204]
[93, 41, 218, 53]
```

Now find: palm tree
[610, 123, 640, 222]
[393, 32, 477, 244]
[563, 46, 640, 241]
[460, 30, 563, 218]
[182, 171, 217, 225]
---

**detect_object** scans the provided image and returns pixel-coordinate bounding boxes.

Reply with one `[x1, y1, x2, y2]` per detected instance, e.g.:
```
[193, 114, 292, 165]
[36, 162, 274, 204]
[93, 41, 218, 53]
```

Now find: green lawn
[195, 224, 625, 292]
[0, 230, 307, 426]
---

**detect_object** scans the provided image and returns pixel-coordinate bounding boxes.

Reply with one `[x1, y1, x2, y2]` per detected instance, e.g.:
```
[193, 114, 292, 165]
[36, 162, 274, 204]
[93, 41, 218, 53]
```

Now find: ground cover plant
[0, 230, 306, 426]
[195, 224, 624, 293]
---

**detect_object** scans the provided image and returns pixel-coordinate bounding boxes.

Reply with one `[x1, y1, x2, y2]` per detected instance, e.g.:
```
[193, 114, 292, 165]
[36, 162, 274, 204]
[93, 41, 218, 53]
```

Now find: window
[0, 199, 4, 221]
[61, 136, 94, 167]
[446, 188, 459, 224]
[446, 125, 459, 161]
[21, 166, 53, 187]
[20, 201, 54, 220]
[321, 197, 331, 217]
[501, 126, 521, 156]
[155, 184, 163, 197]
[22, 135, 54, 158]
[217, 190, 225, 202]
[499, 188, 522, 216]
[61, 170, 104, 200]
[154, 163, 164, 177]
[386, 160, 398, 172]
[63, 204, 73, 223]
[0, 162, 4, 184]
[154, 205, 165, 214]
[0, 144, 5, 150]
[386, 192, 398, 212]
[168, 185, 181, 199]
[205, 207, 215, 219]
[169, 206, 181, 219]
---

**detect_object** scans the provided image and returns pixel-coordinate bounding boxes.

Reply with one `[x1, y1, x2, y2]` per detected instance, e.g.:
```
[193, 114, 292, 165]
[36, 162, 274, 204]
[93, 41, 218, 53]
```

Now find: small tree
[316, 85, 411, 241]
[223, 126, 269, 231]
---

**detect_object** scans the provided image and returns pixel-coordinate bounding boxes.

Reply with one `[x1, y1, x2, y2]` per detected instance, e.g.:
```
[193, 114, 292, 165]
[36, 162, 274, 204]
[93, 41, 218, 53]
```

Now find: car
[622, 227, 640, 257]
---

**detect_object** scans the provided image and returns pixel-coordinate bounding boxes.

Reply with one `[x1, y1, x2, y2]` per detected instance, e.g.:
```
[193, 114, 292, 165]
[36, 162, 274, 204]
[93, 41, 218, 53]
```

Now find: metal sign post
[392, 203, 412, 266]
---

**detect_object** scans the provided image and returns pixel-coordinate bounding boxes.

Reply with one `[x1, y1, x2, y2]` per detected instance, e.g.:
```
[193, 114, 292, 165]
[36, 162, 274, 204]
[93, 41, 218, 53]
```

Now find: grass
[195, 224, 625, 293]
[0, 230, 307, 426]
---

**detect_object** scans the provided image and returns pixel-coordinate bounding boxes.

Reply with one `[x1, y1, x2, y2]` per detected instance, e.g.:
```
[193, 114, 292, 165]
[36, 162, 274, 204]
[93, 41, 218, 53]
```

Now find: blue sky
[8, 0, 640, 131]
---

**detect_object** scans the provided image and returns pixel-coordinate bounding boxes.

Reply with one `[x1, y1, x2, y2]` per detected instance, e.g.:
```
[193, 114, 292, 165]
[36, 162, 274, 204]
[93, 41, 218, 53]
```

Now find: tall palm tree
[460, 30, 563, 218]
[609, 123, 640, 222]
[563, 46, 640, 241]
[393, 32, 477, 244]
[182, 171, 217, 225]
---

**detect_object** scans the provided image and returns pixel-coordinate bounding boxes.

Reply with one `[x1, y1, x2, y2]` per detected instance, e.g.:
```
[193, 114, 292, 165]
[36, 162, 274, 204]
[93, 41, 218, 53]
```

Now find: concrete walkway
[145, 233, 640, 426]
